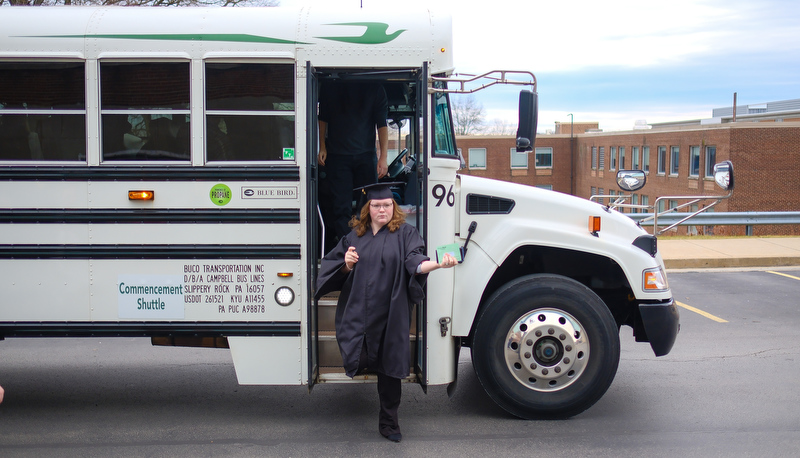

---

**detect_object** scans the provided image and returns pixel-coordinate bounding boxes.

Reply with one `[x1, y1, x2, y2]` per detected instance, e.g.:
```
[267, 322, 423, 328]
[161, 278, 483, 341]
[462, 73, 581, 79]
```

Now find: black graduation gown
[315, 223, 429, 379]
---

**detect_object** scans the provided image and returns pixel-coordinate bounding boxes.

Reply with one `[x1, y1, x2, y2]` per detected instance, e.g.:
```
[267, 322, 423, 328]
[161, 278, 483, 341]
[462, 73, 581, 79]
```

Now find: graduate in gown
[315, 183, 458, 442]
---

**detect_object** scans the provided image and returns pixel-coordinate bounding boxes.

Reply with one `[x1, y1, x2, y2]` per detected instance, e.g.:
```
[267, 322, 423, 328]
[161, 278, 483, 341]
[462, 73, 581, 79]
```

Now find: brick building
[456, 121, 800, 236]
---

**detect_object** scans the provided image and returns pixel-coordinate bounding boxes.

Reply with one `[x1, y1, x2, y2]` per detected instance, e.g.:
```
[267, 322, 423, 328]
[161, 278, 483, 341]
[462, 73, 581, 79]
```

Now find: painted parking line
[676, 301, 728, 323]
[767, 271, 800, 281]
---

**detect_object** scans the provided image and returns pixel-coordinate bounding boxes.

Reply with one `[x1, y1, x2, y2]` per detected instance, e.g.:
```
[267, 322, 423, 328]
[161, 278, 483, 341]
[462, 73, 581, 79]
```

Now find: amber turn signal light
[128, 190, 155, 201]
[589, 216, 601, 235]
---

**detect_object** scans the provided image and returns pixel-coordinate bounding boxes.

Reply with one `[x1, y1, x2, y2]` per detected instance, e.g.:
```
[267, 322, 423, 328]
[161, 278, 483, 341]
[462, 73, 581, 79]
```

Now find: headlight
[643, 267, 668, 291]
[274, 286, 295, 306]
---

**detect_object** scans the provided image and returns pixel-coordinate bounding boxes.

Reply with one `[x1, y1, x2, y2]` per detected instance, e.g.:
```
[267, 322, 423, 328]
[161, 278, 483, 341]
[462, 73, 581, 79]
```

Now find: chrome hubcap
[504, 308, 590, 392]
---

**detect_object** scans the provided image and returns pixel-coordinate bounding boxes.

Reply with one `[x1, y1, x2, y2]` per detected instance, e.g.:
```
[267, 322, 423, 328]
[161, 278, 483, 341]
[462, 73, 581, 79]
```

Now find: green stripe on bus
[31, 34, 310, 45]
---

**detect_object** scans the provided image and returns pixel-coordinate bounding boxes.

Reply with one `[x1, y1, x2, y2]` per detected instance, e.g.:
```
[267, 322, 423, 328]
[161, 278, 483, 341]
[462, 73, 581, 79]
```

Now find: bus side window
[0, 61, 86, 162]
[100, 61, 190, 162]
[205, 62, 295, 162]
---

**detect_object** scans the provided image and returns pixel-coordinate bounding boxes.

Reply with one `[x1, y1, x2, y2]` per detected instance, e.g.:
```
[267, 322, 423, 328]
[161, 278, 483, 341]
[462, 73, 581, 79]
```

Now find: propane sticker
[118, 275, 185, 319]
[210, 183, 232, 206]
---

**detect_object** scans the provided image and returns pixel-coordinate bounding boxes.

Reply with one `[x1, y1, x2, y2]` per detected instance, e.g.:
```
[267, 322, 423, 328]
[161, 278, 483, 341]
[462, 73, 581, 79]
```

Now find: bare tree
[485, 118, 515, 135]
[451, 94, 485, 136]
[2, 0, 278, 6]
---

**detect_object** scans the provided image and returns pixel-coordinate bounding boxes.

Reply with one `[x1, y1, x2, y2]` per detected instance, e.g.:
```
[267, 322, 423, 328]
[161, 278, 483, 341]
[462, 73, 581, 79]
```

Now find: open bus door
[306, 61, 320, 390]
[414, 63, 429, 392]
[306, 64, 429, 389]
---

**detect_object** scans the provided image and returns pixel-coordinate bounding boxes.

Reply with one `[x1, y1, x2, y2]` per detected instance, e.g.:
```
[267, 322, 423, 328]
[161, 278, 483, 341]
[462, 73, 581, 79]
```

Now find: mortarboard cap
[355, 182, 404, 201]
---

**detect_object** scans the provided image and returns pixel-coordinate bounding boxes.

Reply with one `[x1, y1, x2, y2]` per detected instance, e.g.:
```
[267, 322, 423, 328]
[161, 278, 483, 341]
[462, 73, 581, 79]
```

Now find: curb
[664, 257, 800, 270]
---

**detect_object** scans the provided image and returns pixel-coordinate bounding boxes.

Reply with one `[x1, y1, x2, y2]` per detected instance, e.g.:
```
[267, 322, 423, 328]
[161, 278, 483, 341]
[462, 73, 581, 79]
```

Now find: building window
[642, 146, 650, 173]
[598, 147, 605, 170]
[101, 61, 191, 162]
[535, 184, 553, 191]
[619, 146, 626, 169]
[0, 61, 86, 161]
[657, 146, 666, 174]
[704, 146, 716, 178]
[535, 147, 553, 168]
[689, 145, 700, 177]
[631, 194, 639, 213]
[610, 146, 617, 170]
[670, 146, 680, 175]
[591, 146, 598, 170]
[688, 203, 699, 236]
[632, 146, 639, 170]
[468, 147, 486, 169]
[206, 62, 295, 162]
[641, 195, 649, 210]
[510, 147, 528, 169]
[591, 186, 597, 196]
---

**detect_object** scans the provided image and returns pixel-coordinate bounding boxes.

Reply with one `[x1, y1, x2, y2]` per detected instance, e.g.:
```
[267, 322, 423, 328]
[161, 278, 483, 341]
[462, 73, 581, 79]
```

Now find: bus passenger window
[100, 61, 190, 162]
[0, 62, 86, 162]
[205, 63, 295, 162]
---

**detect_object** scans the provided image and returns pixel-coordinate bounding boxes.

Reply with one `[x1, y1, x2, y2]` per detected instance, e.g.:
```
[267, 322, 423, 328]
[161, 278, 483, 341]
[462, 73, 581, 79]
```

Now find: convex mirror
[713, 160, 734, 190]
[616, 170, 647, 192]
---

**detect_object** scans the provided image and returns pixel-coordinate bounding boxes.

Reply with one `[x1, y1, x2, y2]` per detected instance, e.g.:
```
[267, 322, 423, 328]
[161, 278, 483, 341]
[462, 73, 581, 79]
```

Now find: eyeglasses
[369, 203, 393, 210]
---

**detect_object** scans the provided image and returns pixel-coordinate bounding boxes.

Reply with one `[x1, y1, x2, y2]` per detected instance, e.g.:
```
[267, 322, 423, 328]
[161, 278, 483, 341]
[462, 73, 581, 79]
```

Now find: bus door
[413, 63, 429, 391]
[307, 65, 429, 387]
[306, 61, 321, 389]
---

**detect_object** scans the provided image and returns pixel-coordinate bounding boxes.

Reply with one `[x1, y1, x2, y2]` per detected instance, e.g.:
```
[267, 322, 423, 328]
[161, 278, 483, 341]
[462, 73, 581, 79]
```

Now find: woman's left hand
[439, 253, 457, 269]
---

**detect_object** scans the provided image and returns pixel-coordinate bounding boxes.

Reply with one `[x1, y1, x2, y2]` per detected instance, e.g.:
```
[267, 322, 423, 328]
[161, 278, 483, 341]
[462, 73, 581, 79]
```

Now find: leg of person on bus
[356, 340, 402, 442]
[326, 151, 377, 242]
[377, 373, 402, 442]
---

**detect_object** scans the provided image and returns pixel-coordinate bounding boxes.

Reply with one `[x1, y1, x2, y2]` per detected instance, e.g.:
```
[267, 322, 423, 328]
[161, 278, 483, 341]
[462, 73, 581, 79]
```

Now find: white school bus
[0, 6, 733, 419]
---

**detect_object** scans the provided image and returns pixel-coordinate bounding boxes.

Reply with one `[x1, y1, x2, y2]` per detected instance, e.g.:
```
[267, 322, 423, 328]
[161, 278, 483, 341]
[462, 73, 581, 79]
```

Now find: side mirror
[713, 160, 734, 191]
[616, 170, 647, 192]
[516, 90, 538, 152]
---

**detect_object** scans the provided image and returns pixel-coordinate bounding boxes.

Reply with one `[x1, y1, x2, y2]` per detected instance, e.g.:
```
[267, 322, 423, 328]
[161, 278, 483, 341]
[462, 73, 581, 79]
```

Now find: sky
[282, 0, 800, 132]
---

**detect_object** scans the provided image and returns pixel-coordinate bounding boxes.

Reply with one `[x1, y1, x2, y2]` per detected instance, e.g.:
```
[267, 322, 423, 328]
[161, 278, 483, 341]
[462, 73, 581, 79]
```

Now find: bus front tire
[472, 274, 620, 419]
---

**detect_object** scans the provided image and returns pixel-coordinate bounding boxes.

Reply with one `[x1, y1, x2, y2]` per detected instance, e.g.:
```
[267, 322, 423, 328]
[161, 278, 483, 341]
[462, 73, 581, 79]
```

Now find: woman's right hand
[344, 246, 359, 271]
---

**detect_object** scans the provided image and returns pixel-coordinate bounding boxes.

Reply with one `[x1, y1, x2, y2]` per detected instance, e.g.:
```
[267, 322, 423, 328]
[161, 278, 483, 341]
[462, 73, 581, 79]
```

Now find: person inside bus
[0, 384, 4, 404]
[317, 80, 389, 247]
[315, 183, 458, 443]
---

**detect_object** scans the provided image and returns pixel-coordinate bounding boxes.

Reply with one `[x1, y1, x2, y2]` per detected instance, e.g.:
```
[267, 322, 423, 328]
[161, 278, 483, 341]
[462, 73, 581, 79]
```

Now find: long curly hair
[349, 200, 407, 237]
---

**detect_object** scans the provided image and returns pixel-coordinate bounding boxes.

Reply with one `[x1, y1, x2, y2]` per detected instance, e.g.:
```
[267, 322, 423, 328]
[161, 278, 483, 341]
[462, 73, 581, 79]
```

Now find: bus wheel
[472, 274, 620, 419]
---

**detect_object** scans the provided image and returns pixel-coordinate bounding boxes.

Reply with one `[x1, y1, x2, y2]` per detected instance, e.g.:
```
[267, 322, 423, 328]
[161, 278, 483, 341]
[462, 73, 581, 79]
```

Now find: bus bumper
[637, 298, 680, 357]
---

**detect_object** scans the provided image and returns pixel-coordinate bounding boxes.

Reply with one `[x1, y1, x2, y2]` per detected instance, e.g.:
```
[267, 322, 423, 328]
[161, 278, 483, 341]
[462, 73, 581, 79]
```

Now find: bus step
[318, 367, 417, 384]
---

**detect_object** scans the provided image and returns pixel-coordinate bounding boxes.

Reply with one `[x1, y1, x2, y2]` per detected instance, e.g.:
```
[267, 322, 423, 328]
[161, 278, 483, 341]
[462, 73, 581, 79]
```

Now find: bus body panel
[421, 156, 461, 385]
[1, 260, 91, 321]
[228, 336, 304, 385]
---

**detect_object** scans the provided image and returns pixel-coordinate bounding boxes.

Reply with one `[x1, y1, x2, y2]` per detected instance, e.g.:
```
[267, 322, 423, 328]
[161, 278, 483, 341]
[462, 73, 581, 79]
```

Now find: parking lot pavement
[658, 236, 800, 269]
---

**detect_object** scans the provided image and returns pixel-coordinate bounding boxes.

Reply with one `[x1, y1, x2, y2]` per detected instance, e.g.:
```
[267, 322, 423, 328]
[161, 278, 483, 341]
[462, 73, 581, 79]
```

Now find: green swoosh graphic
[316, 22, 406, 44]
[27, 34, 310, 45]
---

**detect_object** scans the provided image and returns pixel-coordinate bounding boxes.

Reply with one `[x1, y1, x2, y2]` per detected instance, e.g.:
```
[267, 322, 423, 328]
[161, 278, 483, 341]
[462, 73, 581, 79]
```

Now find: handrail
[429, 70, 536, 94]
[592, 188, 734, 235]
[628, 211, 800, 227]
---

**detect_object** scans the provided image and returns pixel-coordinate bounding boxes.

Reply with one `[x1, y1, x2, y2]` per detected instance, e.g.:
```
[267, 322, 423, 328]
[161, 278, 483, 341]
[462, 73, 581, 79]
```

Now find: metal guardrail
[628, 211, 800, 227]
